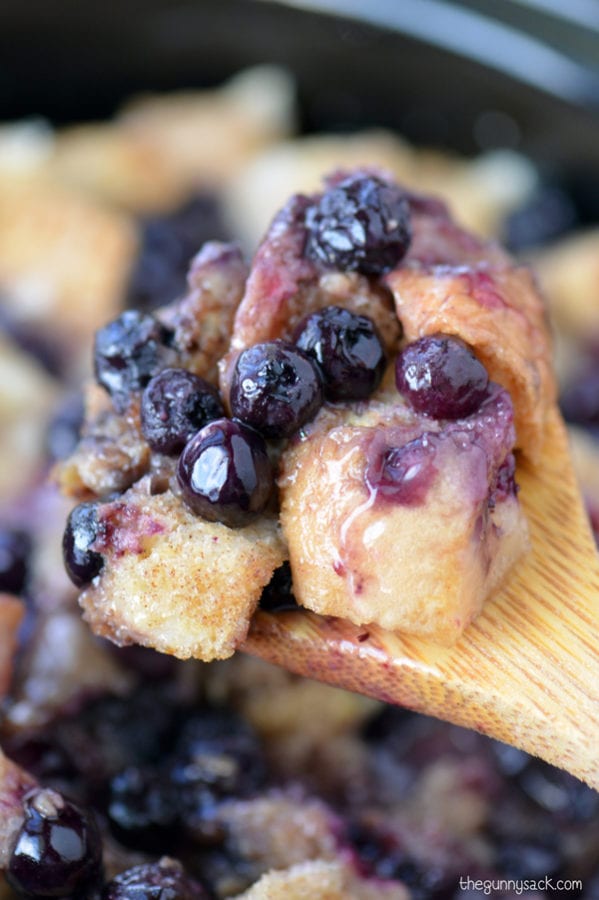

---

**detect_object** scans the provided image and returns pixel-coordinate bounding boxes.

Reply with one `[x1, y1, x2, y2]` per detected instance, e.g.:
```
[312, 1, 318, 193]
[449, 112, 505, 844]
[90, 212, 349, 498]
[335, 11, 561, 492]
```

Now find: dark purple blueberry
[44, 393, 84, 461]
[230, 340, 323, 438]
[295, 305, 386, 401]
[305, 174, 411, 275]
[62, 502, 104, 587]
[396, 335, 489, 419]
[173, 707, 265, 796]
[365, 433, 439, 506]
[259, 561, 298, 612]
[102, 859, 208, 900]
[126, 192, 230, 312]
[177, 418, 273, 527]
[170, 707, 265, 841]
[108, 766, 180, 852]
[0, 527, 31, 594]
[54, 687, 181, 790]
[141, 368, 224, 454]
[94, 310, 175, 412]
[6, 788, 102, 898]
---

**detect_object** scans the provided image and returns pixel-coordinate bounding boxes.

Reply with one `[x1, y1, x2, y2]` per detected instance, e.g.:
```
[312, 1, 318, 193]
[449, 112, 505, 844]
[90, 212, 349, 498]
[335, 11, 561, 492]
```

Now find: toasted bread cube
[80, 478, 286, 661]
[280, 385, 528, 645]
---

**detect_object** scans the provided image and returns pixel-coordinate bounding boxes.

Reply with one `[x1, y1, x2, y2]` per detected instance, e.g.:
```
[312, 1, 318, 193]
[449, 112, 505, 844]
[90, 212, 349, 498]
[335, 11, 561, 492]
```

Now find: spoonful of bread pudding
[56, 169, 599, 789]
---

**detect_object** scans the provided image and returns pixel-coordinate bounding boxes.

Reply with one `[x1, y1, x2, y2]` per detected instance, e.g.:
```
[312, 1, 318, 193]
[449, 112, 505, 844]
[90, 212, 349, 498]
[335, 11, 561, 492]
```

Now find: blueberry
[305, 174, 411, 275]
[7, 788, 102, 899]
[94, 310, 174, 412]
[230, 341, 323, 438]
[102, 859, 208, 900]
[44, 393, 84, 461]
[295, 305, 386, 401]
[141, 368, 224, 454]
[126, 191, 230, 312]
[365, 433, 440, 507]
[177, 418, 273, 527]
[0, 527, 31, 594]
[53, 687, 181, 791]
[396, 335, 489, 419]
[173, 707, 265, 796]
[62, 501, 104, 588]
[170, 706, 265, 841]
[107, 765, 180, 852]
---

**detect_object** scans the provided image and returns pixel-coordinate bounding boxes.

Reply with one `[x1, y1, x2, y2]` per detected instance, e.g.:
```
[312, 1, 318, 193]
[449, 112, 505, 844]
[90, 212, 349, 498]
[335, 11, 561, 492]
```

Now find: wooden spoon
[243, 405, 599, 789]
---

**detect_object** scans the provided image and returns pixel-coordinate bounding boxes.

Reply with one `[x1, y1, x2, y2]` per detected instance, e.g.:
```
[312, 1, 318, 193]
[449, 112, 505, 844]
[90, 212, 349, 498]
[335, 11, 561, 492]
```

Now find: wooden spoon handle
[244, 408, 599, 789]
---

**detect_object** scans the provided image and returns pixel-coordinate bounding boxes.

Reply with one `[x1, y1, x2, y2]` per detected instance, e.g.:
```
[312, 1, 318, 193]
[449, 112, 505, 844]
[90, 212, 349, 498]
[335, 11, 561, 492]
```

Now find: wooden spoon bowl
[243, 406, 599, 789]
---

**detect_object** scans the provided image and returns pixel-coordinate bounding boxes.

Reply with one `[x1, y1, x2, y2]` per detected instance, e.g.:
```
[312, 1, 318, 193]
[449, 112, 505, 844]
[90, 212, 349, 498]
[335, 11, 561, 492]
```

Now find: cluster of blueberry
[5, 679, 599, 899]
[5, 692, 264, 898]
[185, 302, 389, 527]
[61, 173, 497, 587]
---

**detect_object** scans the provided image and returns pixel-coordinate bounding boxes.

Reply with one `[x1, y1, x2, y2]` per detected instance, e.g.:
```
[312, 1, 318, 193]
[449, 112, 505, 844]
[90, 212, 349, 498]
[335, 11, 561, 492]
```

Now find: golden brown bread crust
[57, 384, 150, 501]
[234, 859, 409, 899]
[385, 263, 556, 462]
[218, 793, 339, 872]
[221, 792, 407, 898]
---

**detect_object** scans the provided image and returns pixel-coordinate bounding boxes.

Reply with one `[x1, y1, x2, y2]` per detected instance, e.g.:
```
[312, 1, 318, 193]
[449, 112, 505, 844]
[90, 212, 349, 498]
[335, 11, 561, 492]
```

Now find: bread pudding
[54, 168, 555, 656]
[0, 67, 597, 900]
